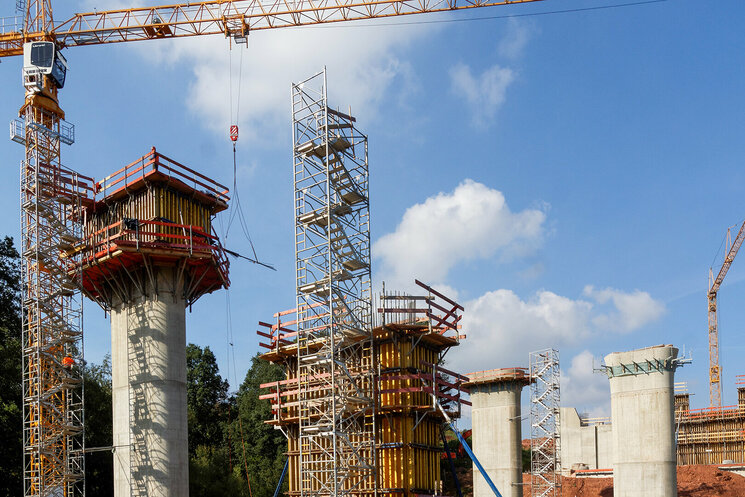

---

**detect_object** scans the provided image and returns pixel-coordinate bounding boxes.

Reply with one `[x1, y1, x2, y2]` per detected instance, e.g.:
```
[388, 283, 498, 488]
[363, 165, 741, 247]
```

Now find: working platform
[75, 147, 230, 308]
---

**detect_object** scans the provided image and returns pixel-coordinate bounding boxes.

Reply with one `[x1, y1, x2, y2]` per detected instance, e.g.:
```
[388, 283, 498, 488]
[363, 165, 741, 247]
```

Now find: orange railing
[377, 279, 465, 341]
[680, 404, 744, 420]
[256, 301, 331, 351]
[78, 219, 229, 281]
[94, 147, 229, 203]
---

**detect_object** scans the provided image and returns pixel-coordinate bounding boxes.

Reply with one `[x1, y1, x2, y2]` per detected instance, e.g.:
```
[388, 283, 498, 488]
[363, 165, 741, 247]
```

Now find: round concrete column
[605, 345, 679, 497]
[111, 270, 188, 497]
[465, 369, 531, 497]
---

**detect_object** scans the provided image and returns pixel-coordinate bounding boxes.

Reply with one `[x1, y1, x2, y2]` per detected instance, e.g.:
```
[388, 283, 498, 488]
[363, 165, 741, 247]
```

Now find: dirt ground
[519, 465, 745, 497]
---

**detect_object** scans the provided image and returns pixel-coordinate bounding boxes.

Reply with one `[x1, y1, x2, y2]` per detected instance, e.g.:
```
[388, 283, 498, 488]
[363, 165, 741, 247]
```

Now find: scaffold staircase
[16, 97, 89, 496]
[292, 69, 375, 497]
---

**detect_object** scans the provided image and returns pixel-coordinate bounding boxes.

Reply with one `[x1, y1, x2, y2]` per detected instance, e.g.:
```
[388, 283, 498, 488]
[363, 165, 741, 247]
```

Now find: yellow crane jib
[707, 219, 745, 408]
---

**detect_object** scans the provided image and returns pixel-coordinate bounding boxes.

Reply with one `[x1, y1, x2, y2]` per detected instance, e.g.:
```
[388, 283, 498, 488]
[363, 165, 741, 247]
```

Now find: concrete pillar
[560, 407, 613, 474]
[605, 345, 680, 497]
[111, 269, 188, 497]
[465, 368, 531, 497]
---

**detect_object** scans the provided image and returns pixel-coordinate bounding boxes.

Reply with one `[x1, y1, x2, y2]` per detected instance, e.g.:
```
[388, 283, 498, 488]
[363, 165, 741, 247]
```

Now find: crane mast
[2, 0, 547, 496]
[12, 1, 94, 497]
[708, 220, 745, 408]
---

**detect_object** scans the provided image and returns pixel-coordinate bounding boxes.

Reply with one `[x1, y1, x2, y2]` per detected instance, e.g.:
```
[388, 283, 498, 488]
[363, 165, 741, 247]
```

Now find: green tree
[230, 353, 287, 497]
[0, 236, 23, 495]
[186, 343, 248, 496]
[84, 355, 113, 497]
[189, 445, 247, 496]
[186, 344, 230, 455]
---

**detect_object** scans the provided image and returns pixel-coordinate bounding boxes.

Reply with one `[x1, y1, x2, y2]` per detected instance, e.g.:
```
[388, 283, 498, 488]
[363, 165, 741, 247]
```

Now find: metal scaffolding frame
[530, 348, 560, 497]
[15, 102, 91, 496]
[291, 69, 376, 497]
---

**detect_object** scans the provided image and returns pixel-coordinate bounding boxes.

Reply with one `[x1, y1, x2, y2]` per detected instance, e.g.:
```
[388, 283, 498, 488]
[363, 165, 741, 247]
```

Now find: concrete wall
[111, 270, 188, 497]
[470, 380, 525, 497]
[559, 407, 612, 474]
[605, 345, 679, 497]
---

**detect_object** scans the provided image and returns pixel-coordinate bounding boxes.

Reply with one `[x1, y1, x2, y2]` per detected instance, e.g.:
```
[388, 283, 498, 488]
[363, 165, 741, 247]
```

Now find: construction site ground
[451, 466, 745, 496]
[548, 466, 745, 496]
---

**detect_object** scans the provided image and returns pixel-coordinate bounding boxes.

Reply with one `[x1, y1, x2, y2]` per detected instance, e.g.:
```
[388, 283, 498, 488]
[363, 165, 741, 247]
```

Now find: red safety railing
[679, 405, 743, 420]
[256, 301, 330, 351]
[78, 219, 228, 282]
[377, 279, 465, 340]
[378, 360, 471, 407]
[94, 147, 229, 203]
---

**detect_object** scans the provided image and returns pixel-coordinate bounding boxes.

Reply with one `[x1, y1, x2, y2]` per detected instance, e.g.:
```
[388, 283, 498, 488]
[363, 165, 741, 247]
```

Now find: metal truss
[529, 348, 560, 497]
[17, 103, 90, 496]
[0, 0, 545, 57]
[292, 68, 375, 497]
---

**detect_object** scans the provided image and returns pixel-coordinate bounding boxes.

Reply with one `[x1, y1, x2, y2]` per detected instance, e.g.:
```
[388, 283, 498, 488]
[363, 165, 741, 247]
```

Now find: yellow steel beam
[0, 0, 544, 57]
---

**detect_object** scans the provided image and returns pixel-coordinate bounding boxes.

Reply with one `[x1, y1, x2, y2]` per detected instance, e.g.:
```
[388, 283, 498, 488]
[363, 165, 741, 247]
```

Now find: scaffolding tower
[13, 103, 92, 496]
[291, 69, 376, 497]
[530, 348, 561, 497]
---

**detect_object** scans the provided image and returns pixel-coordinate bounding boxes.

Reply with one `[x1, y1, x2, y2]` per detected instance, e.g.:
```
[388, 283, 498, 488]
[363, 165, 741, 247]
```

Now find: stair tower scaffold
[530, 348, 561, 497]
[12, 4, 95, 496]
[291, 69, 376, 497]
[707, 220, 745, 408]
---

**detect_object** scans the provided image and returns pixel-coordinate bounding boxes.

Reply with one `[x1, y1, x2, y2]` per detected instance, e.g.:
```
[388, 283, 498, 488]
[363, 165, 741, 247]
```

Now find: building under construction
[76, 148, 231, 496]
[256, 70, 470, 497]
[676, 376, 745, 465]
[258, 282, 470, 497]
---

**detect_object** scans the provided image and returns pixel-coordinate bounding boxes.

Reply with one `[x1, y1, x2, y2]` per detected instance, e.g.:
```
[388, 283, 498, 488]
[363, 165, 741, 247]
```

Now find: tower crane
[1, 0, 546, 496]
[708, 220, 745, 408]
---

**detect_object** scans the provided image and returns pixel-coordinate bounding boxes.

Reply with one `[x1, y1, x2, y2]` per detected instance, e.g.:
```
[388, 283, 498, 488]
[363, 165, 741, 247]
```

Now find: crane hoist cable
[224, 287, 255, 497]
[223, 41, 275, 270]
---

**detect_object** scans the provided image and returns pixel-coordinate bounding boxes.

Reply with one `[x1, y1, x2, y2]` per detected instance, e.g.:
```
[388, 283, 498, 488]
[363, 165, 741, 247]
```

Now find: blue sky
[1, 0, 744, 420]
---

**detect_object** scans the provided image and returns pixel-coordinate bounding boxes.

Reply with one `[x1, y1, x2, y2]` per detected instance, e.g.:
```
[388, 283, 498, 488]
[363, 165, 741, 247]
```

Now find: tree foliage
[84, 355, 113, 496]
[0, 237, 22, 495]
[185, 346, 288, 497]
[186, 344, 230, 455]
[230, 354, 287, 497]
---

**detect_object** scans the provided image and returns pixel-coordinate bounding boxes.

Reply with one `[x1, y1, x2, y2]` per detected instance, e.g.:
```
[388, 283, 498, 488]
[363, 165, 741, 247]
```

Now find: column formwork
[258, 281, 470, 497]
[77, 148, 231, 497]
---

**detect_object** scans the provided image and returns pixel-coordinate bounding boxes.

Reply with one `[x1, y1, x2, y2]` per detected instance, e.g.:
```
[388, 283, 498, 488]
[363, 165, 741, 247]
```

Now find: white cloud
[82, 0, 434, 143]
[450, 62, 514, 125]
[450, 286, 665, 377]
[373, 179, 547, 289]
[584, 285, 666, 334]
[455, 289, 592, 375]
[448, 19, 531, 126]
[163, 27, 429, 143]
[497, 19, 533, 60]
[561, 350, 610, 417]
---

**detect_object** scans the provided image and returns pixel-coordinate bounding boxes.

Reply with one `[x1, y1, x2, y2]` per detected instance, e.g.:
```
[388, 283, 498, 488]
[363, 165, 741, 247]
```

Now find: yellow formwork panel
[377, 330, 445, 497]
[86, 185, 214, 243]
[267, 326, 460, 497]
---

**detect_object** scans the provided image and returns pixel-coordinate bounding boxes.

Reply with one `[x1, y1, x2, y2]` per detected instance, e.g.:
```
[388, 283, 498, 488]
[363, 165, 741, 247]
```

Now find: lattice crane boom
[1, 0, 545, 57]
[708, 220, 745, 408]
